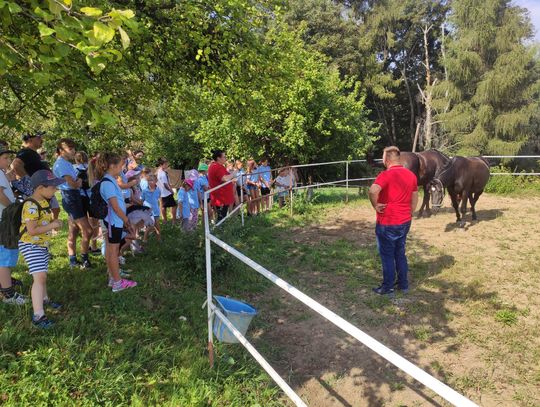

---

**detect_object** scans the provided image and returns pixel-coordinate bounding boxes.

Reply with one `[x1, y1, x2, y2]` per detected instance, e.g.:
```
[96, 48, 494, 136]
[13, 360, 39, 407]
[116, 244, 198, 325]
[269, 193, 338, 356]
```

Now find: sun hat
[198, 163, 209, 171]
[30, 170, 64, 189]
[184, 179, 194, 188]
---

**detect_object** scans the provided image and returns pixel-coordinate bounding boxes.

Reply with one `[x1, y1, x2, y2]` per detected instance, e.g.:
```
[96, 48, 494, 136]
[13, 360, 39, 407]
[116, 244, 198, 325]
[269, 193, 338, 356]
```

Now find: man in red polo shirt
[208, 150, 237, 222]
[369, 146, 418, 295]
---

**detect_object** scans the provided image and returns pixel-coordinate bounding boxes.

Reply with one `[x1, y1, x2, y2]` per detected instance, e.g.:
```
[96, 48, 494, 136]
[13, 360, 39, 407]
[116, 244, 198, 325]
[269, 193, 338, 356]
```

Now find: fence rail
[201, 156, 518, 406]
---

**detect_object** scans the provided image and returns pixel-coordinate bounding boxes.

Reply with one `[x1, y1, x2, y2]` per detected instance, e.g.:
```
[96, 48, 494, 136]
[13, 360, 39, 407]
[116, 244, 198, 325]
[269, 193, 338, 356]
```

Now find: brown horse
[369, 149, 450, 217]
[428, 156, 491, 227]
[400, 150, 450, 217]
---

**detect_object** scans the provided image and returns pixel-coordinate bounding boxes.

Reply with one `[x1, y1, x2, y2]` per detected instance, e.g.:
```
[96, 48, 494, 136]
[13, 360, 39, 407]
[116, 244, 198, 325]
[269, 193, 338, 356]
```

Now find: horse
[368, 149, 450, 217]
[428, 156, 491, 227]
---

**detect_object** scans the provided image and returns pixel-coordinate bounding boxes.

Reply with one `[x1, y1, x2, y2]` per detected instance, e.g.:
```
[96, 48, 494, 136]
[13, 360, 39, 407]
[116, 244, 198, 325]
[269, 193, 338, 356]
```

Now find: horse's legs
[417, 186, 428, 218]
[450, 193, 460, 222]
[459, 190, 469, 227]
[470, 191, 483, 221]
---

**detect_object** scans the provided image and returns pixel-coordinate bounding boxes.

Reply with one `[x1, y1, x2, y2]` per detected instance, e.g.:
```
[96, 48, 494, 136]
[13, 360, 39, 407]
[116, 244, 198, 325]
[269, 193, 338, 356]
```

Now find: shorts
[277, 190, 288, 198]
[161, 194, 177, 208]
[61, 189, 86, 220]
[261, 186, 271, 196]
[0, 245, 19, 268]
[246, 184, 258, 191]
[103, 221, 126, 246]
[18, 243, 49, 274]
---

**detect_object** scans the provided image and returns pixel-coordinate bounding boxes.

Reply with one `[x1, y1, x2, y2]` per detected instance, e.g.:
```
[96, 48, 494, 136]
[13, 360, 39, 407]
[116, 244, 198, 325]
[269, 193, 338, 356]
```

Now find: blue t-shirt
[141, 187, 161, 217]
[140, 178, 149, 191]
[74, 163, 91, 197]
[187, 188, 199, 209]
[119, 172, 132, 202]
[248, 170, 261, 185]
[196, 175, 209, 195]
[236, 169, 245, 187]
[177, 188, 191, 219]
[100, 174, 126, 228]
[53, 157, 79, 191]
[258, 165, 272, 185]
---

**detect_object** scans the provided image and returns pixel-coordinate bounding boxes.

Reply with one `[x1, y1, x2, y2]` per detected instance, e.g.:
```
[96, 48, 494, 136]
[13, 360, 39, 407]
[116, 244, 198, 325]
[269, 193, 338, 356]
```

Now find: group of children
[0, 136, 295, 329]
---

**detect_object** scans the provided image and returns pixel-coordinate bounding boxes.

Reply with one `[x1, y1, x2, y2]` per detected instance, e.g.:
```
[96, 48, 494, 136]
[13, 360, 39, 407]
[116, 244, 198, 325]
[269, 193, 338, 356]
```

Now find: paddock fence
[203, 155, 540, 407]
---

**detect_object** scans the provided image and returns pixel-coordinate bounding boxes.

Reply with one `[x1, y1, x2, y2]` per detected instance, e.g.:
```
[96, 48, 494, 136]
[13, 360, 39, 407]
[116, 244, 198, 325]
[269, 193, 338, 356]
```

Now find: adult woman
[207, 150, 237, 222]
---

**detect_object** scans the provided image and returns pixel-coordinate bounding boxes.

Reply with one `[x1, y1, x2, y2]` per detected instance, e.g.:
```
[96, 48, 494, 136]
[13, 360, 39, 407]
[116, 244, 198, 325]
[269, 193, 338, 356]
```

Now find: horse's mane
[432, 149, 451, 160]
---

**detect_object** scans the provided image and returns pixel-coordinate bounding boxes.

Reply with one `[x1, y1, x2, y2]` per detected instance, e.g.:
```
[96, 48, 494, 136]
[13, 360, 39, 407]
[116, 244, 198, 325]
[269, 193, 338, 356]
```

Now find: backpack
[88, 178, 112, 220]
[0, 198, 48, 249]
[76, 167, 90, 191]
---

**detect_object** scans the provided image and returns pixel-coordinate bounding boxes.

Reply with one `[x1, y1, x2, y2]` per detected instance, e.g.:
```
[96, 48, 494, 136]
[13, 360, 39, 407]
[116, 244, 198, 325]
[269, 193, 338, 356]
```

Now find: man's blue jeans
[376, 221, 411, 291]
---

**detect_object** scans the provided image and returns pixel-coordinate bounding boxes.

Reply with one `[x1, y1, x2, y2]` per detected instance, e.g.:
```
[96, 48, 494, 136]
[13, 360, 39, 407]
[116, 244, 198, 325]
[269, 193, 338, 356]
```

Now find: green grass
[0, 222, 284, 406]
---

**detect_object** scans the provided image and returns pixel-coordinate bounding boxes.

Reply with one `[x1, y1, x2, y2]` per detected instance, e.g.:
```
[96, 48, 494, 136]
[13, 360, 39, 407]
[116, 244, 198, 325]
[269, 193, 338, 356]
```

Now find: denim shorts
[61, 189, 86, 220]
[0, 245, 19, 268]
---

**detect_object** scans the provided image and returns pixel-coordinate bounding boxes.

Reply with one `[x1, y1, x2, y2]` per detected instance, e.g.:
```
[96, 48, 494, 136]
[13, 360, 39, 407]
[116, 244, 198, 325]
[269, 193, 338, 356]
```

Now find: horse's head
[428, 179, 445, 208]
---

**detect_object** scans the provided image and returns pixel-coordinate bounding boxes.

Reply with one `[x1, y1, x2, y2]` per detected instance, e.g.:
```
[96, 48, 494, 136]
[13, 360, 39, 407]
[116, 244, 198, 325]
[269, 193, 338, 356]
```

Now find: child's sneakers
[44, 298, 62, 310]
[2, 292, 28, 305]
[32, 315, 54, 329]
[112, 279, 137, 293]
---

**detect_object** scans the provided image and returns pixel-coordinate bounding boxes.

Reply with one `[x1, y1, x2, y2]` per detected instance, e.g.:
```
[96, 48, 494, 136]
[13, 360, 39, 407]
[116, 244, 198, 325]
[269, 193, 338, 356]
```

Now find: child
[177, 180, 194, 231]
[96, 152, 137, 292]
[141, 174, 161, 242]
[0, 145, 27, 305]
[234, 160, 246, 206]
[195, 163, 212, 220]
[274, 167, 293, 208]
[186, 178, 199, 229]
[246, 159, 261, 215]
[18, 170, 64, 328]
[53, 138, 93, 269]
[139, 167, 152, 191]
[74, 151, 100, 253]
[156, 158, 177, 224]
[258, 158, 272, 211]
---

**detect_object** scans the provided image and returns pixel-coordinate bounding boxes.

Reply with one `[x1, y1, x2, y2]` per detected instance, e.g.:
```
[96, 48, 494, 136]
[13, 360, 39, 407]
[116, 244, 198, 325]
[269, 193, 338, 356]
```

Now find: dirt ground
[250, 194, 540, 407]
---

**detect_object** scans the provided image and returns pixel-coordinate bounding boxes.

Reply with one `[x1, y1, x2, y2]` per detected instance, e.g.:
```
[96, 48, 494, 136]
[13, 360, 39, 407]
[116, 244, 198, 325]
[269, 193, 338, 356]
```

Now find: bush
[485, 166, 540, 194]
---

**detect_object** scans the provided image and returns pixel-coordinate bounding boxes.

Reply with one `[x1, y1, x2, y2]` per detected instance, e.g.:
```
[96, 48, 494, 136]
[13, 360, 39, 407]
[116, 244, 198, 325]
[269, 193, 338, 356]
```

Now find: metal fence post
[289, 188, 293, 217]
[345, 161, 349, 203]
[240, 176, 245, 227]
[204, 192, 214, 367]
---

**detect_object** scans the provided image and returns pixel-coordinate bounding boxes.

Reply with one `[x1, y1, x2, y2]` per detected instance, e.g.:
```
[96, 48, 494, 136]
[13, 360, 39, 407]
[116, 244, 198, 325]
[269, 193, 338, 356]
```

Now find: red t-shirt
[374, 165, 418, 225]
[208, 162, 235, 207]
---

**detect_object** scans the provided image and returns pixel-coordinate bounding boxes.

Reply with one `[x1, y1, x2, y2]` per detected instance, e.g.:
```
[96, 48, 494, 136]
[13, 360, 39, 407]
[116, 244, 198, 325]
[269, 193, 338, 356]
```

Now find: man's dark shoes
[372, 286, 394, 296]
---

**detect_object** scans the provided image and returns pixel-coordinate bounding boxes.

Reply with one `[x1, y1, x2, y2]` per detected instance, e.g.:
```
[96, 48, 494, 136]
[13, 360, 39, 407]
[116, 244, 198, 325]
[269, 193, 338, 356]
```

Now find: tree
[433, 0, 540, 155]
[0, 0, 137, 134]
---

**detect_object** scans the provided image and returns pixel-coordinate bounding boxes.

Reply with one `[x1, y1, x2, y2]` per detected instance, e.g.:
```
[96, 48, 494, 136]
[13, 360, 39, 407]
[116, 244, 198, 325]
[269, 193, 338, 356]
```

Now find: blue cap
[30, 170, 64, 189]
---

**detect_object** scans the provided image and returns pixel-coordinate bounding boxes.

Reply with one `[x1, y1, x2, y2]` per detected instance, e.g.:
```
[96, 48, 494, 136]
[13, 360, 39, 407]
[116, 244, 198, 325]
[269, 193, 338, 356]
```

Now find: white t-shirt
[0, 169, 16, 218]
[275, 174, 293, 192]
[157, 168, 172, 198]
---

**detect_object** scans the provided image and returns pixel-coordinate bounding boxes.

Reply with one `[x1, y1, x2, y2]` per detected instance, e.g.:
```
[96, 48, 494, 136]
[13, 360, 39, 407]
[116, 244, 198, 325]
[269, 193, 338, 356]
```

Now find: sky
[514, 0, 540, 42]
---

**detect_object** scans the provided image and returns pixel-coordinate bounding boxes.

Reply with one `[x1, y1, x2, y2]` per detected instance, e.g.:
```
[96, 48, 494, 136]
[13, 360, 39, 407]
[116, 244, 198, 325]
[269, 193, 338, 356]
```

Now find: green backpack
[0, 198, 49, 249]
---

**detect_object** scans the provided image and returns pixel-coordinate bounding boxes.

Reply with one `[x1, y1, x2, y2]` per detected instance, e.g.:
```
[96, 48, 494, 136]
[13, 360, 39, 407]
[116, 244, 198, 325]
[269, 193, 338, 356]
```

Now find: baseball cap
[22, 131, 46, 142]
[30, 170, 64, 189]
[198, 163, 209, 171]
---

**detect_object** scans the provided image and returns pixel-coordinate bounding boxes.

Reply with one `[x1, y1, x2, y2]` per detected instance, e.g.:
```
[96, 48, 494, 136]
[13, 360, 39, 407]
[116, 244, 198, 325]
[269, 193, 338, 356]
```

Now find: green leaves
[118, 27, 130, 49]
[80, 7, 102, 17]
[38, 22, 55, 37]
[93, 22, 115, 44]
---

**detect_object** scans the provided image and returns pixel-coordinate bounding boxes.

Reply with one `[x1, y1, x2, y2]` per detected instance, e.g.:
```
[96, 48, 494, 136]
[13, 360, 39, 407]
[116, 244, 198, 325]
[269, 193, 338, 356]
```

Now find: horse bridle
[430, 178, 445, 208]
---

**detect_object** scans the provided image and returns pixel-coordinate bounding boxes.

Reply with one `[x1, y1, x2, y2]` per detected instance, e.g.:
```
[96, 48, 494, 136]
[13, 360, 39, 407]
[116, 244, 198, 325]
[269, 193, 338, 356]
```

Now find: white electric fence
[204, 155, 540, 407]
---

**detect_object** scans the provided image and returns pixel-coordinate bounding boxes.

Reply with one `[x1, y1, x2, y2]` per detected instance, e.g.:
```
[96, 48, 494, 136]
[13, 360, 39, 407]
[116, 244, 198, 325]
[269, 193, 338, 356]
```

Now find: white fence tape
[208, 233, 478, 407]
[211, 306, 307, 407]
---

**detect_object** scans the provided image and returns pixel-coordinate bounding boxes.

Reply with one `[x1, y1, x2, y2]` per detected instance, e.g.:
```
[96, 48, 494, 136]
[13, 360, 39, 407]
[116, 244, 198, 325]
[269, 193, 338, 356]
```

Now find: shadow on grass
[212, 197, 497, 406]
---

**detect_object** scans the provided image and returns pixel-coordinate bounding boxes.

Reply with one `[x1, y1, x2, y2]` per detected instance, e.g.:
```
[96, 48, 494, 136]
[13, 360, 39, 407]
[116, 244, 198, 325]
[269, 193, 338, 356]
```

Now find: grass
[2, 186, 540, 405]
